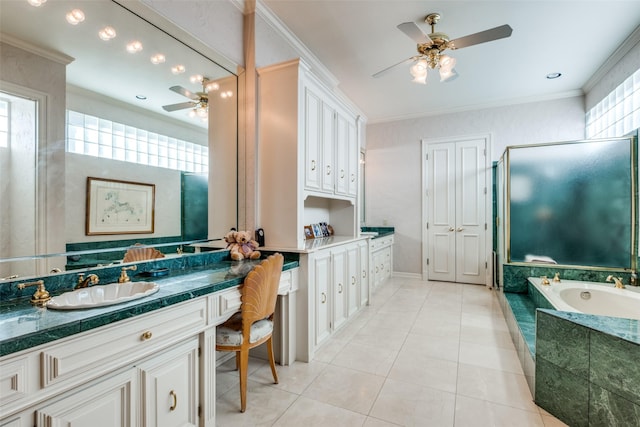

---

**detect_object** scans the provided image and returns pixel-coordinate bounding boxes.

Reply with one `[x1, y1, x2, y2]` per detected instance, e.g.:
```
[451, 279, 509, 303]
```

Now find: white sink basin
[47, 282, 159, 310]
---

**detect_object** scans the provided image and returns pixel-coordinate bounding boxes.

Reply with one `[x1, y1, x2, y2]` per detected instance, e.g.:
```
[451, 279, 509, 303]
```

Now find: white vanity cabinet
[370, 235, 394, 291]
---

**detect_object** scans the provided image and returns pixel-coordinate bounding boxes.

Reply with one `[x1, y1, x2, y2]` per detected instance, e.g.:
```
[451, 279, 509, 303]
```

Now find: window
[586, 69, 640, 139]
[0, 99, 9, 148]
[66, 110, 208, 173]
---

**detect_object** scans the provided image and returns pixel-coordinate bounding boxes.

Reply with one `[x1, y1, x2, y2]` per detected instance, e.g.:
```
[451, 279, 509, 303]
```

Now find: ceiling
[261, 1, 640, 123]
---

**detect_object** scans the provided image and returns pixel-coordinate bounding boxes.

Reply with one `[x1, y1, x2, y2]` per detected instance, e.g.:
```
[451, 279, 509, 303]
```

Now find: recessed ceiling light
[66, 9, 85, 25]
[171, 65, 186, 75]
[98, 26, 116, 41]
[150, 54, 165, 65]
[136, 95, 147, 100]
[126, 40, 143, 53]
[27, 0, 47, 7]
[546, 72, 562, 79]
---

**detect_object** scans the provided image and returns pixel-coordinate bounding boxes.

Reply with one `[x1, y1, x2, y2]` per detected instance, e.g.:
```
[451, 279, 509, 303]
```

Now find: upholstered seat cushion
[216, 312, 274, 346]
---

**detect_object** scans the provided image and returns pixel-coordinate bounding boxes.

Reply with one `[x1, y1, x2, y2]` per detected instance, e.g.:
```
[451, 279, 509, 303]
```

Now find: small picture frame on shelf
[320, 222, 329, 237]
[311, 223, 323, 238]
[304, 225, 314, 239]
[327, 224, 334, 236]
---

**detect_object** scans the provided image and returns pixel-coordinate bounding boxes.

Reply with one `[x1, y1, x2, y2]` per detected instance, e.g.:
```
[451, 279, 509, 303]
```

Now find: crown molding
[0, 33, 74, 65]
[368, 89, 584, 125]
[583, 24, 640, 94]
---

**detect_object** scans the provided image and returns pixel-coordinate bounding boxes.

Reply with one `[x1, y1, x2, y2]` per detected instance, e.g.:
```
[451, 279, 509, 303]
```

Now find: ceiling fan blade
[162, 101, 197, 112]
[397, 22, 433, 45]
[372, 56, 417, 78]
[449, 24, 513, 50]
[169, 85, 200, 101]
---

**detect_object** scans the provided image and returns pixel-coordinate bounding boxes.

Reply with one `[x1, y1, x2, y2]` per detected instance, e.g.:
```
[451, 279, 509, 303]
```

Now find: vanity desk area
[0, 252, 299, 426]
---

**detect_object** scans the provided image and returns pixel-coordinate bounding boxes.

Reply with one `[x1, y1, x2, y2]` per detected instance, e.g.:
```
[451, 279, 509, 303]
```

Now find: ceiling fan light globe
[439, 54, 456, 70]
[439, 68, 459, 82]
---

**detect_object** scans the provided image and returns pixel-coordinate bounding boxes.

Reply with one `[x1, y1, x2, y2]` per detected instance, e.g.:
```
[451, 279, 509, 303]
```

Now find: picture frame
[86, 177, 155, 235]
[304, 225, 314, 239]
[311, 223, 323, 238]
[320, 222, 329, 237]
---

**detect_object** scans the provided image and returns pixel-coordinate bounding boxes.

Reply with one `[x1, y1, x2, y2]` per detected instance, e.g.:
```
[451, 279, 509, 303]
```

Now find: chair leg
[235, 351, 240, 371]
[238, 349, 249, 412]
[266, 337, 279, 384]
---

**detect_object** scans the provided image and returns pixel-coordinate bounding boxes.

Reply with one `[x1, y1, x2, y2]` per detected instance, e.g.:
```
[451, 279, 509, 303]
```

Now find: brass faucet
[606, 275, 625, 289]
[541, 276, 550, 285]
[553, 272, 561, 282]
[18, 280, 51, 306]
[76, 273, 99, 289]
[119, 265, 137, 283]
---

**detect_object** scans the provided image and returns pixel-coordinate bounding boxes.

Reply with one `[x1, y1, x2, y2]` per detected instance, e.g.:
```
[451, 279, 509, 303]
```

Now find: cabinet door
[335, 113, 349, 195]
[358, 240, 369, 306]
[35, 370, 135, 427]
[346, 244, 360, 317]
[313, 251, 332, 347]
[347, 120, 358, 197]
[321, 102, 336, 193]
[139, 338, 199, 427]
[304, 87, 322, 191]
[331, 248, 348, 330]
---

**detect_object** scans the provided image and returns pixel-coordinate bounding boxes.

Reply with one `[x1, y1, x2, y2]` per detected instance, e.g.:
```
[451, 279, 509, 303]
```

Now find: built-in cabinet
[297, 240, 369, 361]
[258, 58, 360, 249]
[370, 234, 394, 291]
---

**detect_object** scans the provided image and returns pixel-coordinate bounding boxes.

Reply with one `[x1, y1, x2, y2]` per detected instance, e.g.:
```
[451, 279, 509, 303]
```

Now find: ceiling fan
[162, 78, 220, 118]
[373, 13, 513, 84]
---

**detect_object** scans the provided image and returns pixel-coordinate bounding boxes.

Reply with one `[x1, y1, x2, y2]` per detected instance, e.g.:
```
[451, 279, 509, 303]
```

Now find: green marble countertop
[0, 258, 298, 357]
[361, 226, 395, 239]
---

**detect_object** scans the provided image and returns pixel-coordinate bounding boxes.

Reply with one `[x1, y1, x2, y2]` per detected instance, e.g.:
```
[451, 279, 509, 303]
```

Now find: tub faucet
[76, 273, 99, 289]
[606, 275, 625, 289]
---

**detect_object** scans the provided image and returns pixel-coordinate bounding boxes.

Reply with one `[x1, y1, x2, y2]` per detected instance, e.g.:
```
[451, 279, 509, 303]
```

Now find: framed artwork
[304, 225, 314, 239]
[86, 177, 155, 235]
[320, 222, 329, 236]
[311, 223, 323, 238]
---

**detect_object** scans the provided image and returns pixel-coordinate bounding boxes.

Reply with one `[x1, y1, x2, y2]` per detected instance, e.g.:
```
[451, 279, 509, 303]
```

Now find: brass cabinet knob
[169, 390, 177, 411]
[141, 331, 153, 341]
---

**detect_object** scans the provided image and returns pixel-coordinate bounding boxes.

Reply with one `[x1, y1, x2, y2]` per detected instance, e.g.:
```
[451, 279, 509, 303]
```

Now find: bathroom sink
[47, 282, 159, 310]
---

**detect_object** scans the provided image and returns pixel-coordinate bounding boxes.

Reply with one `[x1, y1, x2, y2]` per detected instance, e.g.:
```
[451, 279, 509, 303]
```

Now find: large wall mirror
[0, 0, 238, 279]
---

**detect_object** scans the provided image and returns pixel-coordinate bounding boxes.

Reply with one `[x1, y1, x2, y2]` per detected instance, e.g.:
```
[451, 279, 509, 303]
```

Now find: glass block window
[66, 110, 208, 173]
[586, 68, 640, 139]
[0, 99, 9, 148]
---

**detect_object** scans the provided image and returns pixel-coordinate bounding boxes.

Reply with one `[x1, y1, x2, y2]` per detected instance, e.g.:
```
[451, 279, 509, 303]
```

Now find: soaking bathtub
[528, 277, 640, 320]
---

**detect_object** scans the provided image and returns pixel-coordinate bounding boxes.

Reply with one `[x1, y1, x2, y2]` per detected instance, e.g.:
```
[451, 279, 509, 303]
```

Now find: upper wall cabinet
[257, 59, 360, 248]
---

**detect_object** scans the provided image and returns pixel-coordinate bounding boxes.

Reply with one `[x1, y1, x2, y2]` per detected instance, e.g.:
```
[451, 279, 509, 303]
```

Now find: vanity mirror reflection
[0, 0, 238, 279]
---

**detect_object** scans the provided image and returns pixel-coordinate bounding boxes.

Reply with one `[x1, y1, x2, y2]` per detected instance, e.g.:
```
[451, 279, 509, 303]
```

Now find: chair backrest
[240, 253, 284, 333]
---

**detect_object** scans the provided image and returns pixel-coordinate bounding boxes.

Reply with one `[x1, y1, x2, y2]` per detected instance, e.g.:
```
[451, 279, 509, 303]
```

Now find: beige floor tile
[351, 324, 408, 351]
[411, 316, 461, 338]
[458, 341, 523, 374]
[302, 364, 385, 415]
[461, 311, 509, 331]
[541, 414, 569, 426]
[387, 351, 458, 393]
[217, 371, 240, 398]
[250, 360, 328, 395]
[272, 396, 367, 427]
[312, 337, 349, 363]
[369, 378, 456, 426]
[363, 417, 403, 426]
[215, 378, 298, 427]
[454, 394, 544, 427]
[459, 324, 515, 350]
[401, 332, 460, 362]
[331, 340, 398, 376]
[456, 363, 538, 412]
[365, 311, 418, 333]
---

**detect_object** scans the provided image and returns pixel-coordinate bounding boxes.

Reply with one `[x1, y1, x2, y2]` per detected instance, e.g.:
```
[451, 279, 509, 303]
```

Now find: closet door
[427, 139, 486, 284]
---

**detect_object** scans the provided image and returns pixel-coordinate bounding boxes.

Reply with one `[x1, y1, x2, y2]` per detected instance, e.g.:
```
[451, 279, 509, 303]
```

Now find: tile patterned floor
[215, 277, 569, 426]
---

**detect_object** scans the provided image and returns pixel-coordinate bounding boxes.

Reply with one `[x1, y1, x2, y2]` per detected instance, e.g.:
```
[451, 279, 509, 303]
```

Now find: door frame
[421, 133, 493, 286]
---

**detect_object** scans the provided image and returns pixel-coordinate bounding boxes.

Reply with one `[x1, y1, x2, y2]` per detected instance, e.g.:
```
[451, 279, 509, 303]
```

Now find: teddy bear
[234, 230, 261, 260]
[224, 230, 244, 261]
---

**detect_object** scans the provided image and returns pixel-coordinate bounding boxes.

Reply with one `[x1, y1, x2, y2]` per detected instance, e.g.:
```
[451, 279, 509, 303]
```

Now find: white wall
[365, 95, 586, 275]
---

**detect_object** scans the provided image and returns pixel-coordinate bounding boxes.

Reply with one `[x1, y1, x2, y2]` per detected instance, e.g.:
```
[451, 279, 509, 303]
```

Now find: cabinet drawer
[218, 288, 241, 320]
[0, 356, 28, 407]
[40, 299, 207, 388]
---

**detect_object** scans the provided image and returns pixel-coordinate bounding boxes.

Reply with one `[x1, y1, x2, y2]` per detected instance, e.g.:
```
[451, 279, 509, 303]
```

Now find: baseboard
[390, 271, 422, 280]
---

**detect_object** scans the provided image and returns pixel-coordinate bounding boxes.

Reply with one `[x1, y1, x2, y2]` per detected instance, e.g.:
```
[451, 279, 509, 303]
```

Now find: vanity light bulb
[66, 9, 85, 25]
[205, 82, 219, 92]
[171, 65, 185, 75]
[98, 26, 116, 41]
[126, 40, 143, 53]
[27, 0, 47, 7]
[190, 74, 204, 84]
[150, 54, 165, 65]
[220, 90, 233, 99]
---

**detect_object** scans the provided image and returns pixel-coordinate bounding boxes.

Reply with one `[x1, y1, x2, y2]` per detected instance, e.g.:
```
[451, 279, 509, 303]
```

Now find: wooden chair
[215, 253, 284, 412]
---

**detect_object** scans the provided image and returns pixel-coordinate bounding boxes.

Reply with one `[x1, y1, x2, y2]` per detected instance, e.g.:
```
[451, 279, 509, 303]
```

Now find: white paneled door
[424, 137, 488, 285]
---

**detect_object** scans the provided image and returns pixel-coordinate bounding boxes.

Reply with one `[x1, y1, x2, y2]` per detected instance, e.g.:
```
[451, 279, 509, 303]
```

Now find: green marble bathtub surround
[589, 332, 640, 405]
[536, 310, 590, 377]
[535, 356, 590, 427]
[589, 384, 640, 427]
